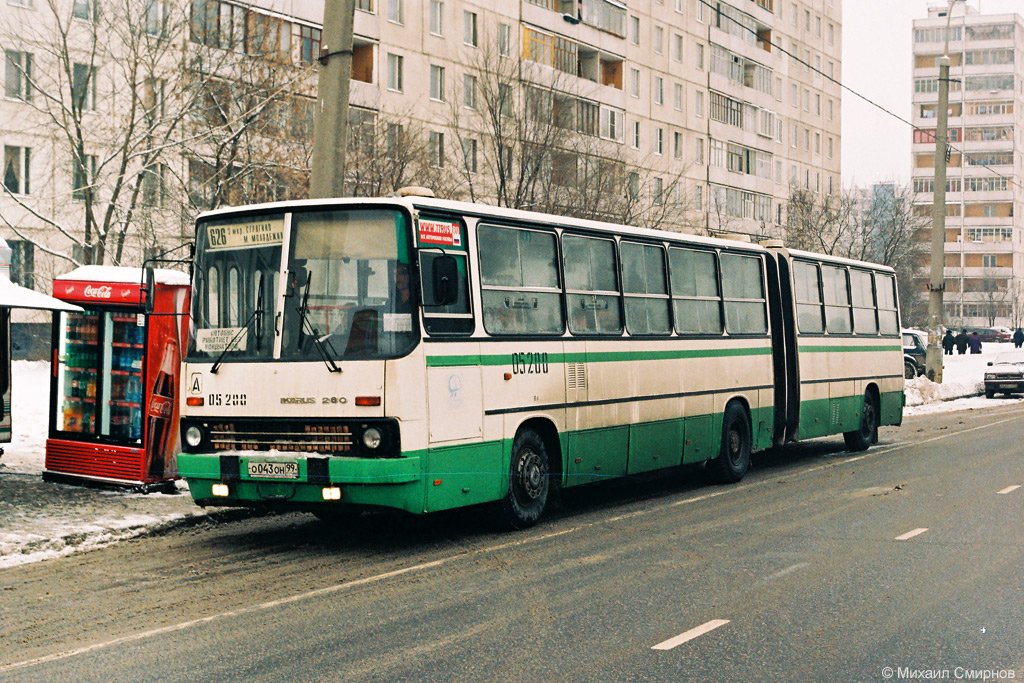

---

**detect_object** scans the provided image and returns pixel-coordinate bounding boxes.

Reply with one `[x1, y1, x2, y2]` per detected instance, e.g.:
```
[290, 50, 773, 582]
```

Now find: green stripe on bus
[799, 345, 901, 353]
[426, 346, 771, 367]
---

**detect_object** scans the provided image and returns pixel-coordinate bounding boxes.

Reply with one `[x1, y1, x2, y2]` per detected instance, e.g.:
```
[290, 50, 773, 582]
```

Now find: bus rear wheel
[498, 429, 550, 530]
[712, 402, 751, 484]
[843, 392, 878, 452]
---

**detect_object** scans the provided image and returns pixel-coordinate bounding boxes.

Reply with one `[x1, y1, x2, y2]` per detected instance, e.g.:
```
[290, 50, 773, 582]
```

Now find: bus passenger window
[850, 270, 878, 334]
[822, 265, 852, 334]
[669, 248, 721, 334]
[563, 234, 622, 336]
[793, 261, 824, 333]
[479, 225, 563, 335]
[720, 254, 767, 335]
[875, 273, 899, 335]
[621, 242, 670, 335]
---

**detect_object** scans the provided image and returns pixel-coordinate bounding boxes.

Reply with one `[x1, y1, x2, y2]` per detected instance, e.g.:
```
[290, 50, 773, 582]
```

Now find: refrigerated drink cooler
[44, 266, 190, 490]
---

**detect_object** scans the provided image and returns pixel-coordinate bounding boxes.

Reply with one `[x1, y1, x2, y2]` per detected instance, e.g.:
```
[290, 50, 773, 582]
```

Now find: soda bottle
[130, 408, 142, 441]
[146, 342, 178, 479]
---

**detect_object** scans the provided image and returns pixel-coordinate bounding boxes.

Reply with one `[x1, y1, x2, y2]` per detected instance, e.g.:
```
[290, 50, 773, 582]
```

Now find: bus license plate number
[247, 461, 299, 479]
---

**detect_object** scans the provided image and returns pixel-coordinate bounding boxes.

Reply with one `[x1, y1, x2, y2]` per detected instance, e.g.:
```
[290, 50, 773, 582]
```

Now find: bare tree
[445, 35, 693, 231]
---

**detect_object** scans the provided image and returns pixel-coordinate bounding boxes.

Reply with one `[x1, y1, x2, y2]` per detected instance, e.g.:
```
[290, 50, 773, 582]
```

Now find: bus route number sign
[511, 352, 549, 375]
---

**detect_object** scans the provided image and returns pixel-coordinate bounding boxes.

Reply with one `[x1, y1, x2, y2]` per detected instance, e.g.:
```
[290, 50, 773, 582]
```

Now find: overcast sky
[841, 0, 1022, 188]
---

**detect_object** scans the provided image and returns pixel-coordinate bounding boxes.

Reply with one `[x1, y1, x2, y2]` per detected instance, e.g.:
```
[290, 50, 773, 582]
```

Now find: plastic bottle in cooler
[130, 408, 142, 441]
[127, 376, 142, 405]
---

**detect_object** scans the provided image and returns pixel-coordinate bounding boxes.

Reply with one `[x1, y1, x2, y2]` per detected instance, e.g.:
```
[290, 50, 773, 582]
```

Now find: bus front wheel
[843, 392, 879, 452]
[712, 402, 751, 484]
[499, 429, 550, 530]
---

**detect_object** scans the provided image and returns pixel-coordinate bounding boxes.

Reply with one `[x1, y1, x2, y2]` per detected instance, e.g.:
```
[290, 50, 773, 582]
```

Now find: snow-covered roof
[55, 265, 190, 286]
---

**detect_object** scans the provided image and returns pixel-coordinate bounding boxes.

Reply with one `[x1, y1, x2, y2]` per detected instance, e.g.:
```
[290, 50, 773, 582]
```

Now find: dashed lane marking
[894, 528, 929, 541]
[997, 485, 1021, 495]
[652, 619, 731, 651]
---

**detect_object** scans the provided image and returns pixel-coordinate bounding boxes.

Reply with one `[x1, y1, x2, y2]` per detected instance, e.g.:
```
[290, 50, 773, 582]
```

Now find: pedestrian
[967, 331, 982, 354]
[1014, 327, 1024, 349]
[942, 329, 955, 356]
[955, 329, 968, 355]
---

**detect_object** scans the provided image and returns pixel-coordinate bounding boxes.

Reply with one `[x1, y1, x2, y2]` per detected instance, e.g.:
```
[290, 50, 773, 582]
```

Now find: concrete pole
[926, 53, 950, 383]
[309, 0, 355, 199]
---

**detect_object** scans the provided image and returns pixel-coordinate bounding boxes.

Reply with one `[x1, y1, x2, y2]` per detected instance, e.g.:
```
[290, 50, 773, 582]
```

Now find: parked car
[984, 351, 1024, 398]
[969, 328, 1001, 343]
[994, 327, 1013, 343]
[902, 329, 927, 378]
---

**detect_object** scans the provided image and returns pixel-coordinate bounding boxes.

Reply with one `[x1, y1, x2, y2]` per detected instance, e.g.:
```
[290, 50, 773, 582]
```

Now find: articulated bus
[174, 192, 904, 528]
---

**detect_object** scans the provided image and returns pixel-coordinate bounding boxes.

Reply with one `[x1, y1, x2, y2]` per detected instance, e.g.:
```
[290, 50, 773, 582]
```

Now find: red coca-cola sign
[53, 280, 143, 305]
[148, 395, 173, 419]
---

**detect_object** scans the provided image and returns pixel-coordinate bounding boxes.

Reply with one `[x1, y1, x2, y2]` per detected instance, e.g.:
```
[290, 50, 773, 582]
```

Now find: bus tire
[499, 429, 550, 530]
[712, 402, 751, 484]
[843, 391, 879, 452]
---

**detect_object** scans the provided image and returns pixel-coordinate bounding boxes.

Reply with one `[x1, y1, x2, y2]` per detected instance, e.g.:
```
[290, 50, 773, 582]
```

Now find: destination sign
[206, 219, 284, 251]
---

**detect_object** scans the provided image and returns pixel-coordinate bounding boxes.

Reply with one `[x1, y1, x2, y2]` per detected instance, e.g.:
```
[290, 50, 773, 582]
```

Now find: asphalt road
[1, 405, 1022, 683]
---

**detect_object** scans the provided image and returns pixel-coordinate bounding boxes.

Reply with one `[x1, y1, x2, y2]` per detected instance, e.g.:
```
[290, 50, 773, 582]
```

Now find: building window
[73, 0, 97, 21]
[695, 138, 704, 164]
[695, 43, 704, 70]
[73, 154, 97, 201]
[673, 131, 683, 159]
[144, 0, 165, 36]
[430, 64, 445, 101]
[695, 90, 704, 117]
[428, 131, 444, 168]
[3, 146, 30, 195]
[8, 240, 34, 290]
[654, 76, 663, 105]
[141, 163, 167, 207]
[827, 137, 833, 159]
[629, 68, 640, 97]
[429, 0, 443, 35]
[498, 22, 510, 55]
[462, 138, 477, 173]
[5, 50, 32, 102]
[300, 26, 322, 65]
[674, 83, 683, 111]
[631, 120, 640, 149]
[653, 177, 664, 205]
[463, 73, 476, 109]
[387, 0, 403, 24]
[655, 127, 664, 155]
[630, 15, 639, 45]
[387, 53, 403, 91]
[673, 34, 683, 62]
[72, 62, 96, 111]
[463, 10, 477, 46]
[653, 25, 663, 54]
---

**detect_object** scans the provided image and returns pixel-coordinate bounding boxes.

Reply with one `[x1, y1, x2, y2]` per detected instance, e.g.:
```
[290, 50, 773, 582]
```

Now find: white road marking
[997, 485, 1021, 495]
[652, 619, 730, 651]
[895, 528, 929, 541]
[770, 562, 810, 579]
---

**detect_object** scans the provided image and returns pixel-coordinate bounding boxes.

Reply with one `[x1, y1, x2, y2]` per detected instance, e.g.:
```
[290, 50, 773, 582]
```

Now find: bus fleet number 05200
[511, 352, 549, 375]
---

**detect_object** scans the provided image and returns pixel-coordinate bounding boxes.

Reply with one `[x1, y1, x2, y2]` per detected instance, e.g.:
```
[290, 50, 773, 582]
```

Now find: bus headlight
[362, 427, 382, 450]
[185, 425, 204, 448]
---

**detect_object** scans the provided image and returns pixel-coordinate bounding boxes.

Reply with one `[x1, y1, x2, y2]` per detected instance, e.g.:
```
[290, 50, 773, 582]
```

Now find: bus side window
[850, 270, 878, 334]
[875, 273, 899, 334]
[720, 253, 767, 335]
[207, 266, 220, 327]
[478, 225, 563, 336]
[822, 265, 852, 334]
[621, 242, 670, 336]
[793, 261, 824, 333]
[563, 234, 622, 336]
[669, 247, 722, 335]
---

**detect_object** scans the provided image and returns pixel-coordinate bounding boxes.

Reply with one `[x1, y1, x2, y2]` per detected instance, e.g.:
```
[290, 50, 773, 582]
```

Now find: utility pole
[926, 52, 950, 383]
[309, 0, 355, 199]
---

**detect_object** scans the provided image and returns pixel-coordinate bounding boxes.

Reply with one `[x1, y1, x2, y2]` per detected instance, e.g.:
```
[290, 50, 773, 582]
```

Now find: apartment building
[912, 3, 1024, 327]
[1, 0, 842, 305]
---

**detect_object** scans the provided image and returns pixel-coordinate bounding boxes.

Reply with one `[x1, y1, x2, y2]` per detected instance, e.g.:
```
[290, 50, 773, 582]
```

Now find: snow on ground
[0, 343, 1020, 569]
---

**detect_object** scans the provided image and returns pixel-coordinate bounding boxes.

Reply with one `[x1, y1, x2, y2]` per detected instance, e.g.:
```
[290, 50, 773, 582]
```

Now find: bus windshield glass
[280, 208, 415, 361]
[188, 214, 285, 362]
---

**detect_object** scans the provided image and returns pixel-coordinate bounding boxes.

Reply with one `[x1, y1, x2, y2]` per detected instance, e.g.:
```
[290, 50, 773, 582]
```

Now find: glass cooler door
[54, 311, 101, 436]
[105, 313, 145, 443]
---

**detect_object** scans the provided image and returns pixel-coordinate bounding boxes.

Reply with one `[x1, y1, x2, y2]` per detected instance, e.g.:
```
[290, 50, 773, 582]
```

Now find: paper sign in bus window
[418, 219, 462, 247]
[195, 327, 248, 353]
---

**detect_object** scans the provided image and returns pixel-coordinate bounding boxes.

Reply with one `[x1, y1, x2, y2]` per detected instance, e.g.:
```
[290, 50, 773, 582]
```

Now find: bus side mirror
[432, 255, 458, 306]
[143, 266, 156, 314]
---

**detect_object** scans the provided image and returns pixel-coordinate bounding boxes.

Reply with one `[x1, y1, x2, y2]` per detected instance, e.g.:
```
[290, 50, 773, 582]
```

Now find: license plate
[999, 384, 1019, 390]
[246, 461, 299, 479]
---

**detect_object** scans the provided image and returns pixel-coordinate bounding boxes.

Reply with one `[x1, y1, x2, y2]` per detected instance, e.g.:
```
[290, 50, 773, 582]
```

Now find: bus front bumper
[178, 452, 423, 513]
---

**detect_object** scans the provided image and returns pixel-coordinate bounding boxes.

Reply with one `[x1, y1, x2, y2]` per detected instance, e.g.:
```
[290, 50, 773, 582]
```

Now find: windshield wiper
[210, 306, 259, 375]
[295, 273, 341, 373]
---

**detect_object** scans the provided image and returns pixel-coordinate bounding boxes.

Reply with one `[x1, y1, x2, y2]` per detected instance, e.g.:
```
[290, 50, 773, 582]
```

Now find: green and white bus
[174, 192, 904, 528]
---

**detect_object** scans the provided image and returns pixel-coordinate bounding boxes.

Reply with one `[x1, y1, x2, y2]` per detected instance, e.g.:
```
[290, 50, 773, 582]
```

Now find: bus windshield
[280, 208, 415, 361]
[188, 213, 285, 362]
[187, 207, 415, 364]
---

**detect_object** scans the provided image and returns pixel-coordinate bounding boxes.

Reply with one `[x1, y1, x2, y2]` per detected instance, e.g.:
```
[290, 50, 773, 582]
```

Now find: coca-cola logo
[149, 396, 173, 418]
[83, 285, 113, 299]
